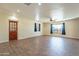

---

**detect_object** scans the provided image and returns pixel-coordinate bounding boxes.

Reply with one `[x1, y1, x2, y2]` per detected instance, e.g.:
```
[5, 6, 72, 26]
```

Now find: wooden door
[9, 21, 18, 40]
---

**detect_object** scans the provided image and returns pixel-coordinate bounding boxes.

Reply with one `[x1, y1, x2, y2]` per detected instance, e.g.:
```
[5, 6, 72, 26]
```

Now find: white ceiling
[0, 3, 79, 22]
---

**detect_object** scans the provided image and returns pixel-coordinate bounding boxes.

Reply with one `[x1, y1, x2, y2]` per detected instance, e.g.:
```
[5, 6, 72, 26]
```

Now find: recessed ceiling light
[9, 15, 18, 21]
[17, 9, 20, 13]
[38, 3, 42, 6]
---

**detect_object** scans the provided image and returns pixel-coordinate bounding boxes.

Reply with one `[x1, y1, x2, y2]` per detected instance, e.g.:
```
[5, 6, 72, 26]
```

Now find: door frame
[9, 20, 18, 41]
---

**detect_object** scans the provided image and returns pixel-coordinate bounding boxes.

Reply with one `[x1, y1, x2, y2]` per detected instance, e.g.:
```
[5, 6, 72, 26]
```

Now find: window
[50, 23, 66, 35]
[50, 24, 63, 34]
[52, 24, 63, 33]
[34, 23, 41, 32]
[34, 23, 37, 32]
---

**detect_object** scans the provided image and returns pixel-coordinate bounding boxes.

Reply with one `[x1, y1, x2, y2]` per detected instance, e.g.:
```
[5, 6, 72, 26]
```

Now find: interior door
[9, 21, 18, 40]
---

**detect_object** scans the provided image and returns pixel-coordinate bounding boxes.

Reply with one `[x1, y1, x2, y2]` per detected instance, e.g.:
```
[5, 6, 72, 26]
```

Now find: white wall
[0, 12, 9, 43]
[64, 18, 79, 39]
[43, 23, 50, 35]
[18, 18, 42, 39]
[43, 18, 79, 39]
[0, 11, 79, 44]
[0, 12, 42, 43]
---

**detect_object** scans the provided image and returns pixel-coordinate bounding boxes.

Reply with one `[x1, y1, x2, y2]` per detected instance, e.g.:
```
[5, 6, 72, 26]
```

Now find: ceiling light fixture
[24, 3, 31, 6]
[17, 9, 20, 13]
[50, 17, 52, 21]
[38, 3, 42, 6]
[9, 15, 17, 21]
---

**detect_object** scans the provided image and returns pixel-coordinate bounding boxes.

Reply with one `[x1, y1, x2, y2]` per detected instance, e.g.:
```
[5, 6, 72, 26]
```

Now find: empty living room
[0, 3, 79, 56]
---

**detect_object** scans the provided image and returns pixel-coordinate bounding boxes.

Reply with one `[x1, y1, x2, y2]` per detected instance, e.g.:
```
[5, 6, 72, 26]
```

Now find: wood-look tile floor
[0, 35, 79, 56]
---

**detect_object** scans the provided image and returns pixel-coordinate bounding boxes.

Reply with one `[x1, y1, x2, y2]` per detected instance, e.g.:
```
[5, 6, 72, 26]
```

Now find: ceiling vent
[24, 3, 31, 6]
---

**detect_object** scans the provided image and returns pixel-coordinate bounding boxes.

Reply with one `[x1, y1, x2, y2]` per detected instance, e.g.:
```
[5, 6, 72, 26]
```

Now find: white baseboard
[0, 40, 9, 43]
[50, 34, 79, 39]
